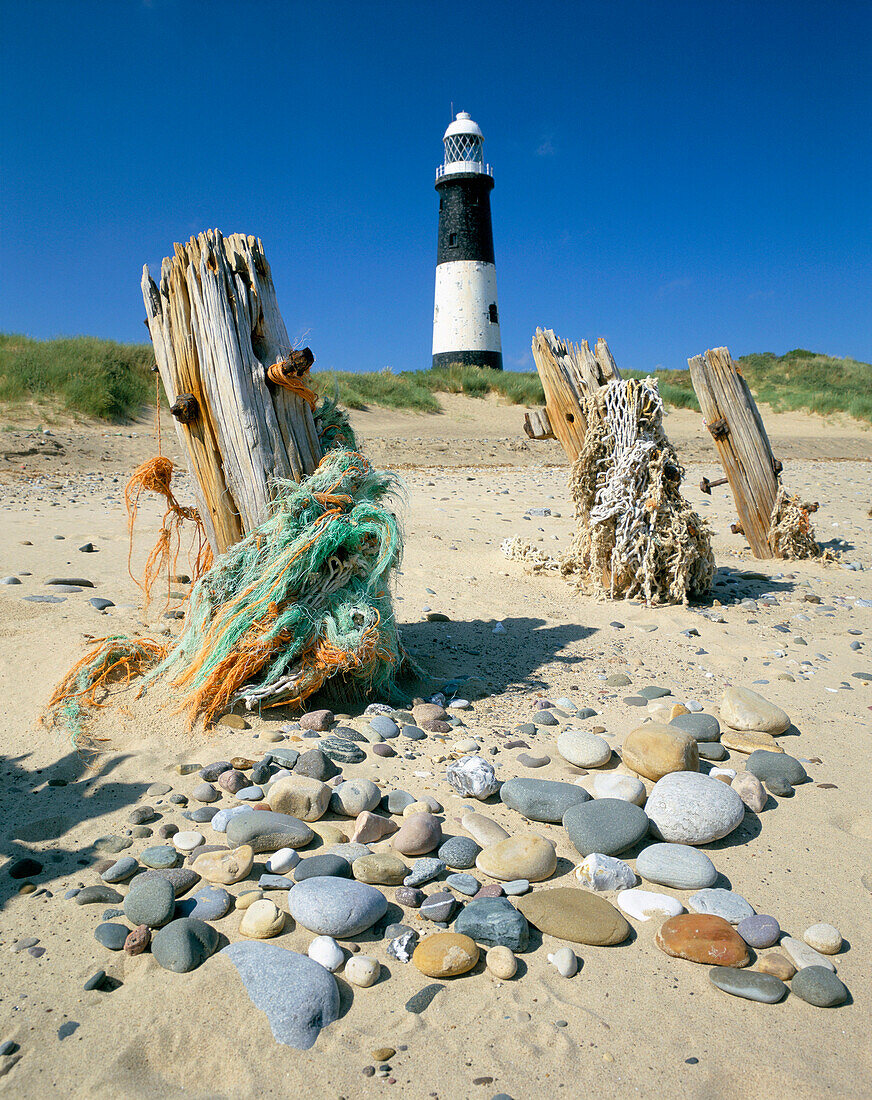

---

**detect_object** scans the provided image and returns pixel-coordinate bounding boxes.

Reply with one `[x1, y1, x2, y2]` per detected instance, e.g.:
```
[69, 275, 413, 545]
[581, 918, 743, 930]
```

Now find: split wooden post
[527, 329, 621, 461]
[142, 230, 322, 556]
[688, 346, 779, 558]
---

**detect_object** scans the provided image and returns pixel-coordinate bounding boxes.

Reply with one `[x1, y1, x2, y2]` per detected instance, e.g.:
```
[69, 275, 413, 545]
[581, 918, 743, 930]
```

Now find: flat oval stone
[476, 836, 557, 882]
[319, 736, 366, 764]
[94, 922, 129, 950]
[454, 896, 528, 950]
[395, 886, 425, 907]
[123, 876, 175, 928]
[655, 914, 749, 967]
[140, 845, 178, 870]
[329, 778, 381, 817]
[413, 932, 478, 977]
[709, 966, 787, 1003]
[669, 712, 721, 742]
[192, 845, 253, 885]
[803, 922, 842, 955]
[225, 810, 314, 852]
[445, 872, 480, 895]
[370, 715, 400, 738]
[100, 856, 138, 883]
[352, 853, 407, 885]
[438, 836, 480, 869]
[645, 772, 745, 845]
[791, 966, 848, 1007]
[293, 855, 352, 882]
[590, 773, 646, 805]
[223, 943, 340, 1049]
[617, 888, 683, 922]
[745, 750, 808, 790]
[500, 777, 590, 823]
[517, 887, 629, 945]
[420, 890, 456, 922]
[557, 729, 612, 768]
[151, 917, 219, 972]
[755, 953, 795, 980]
[175, 885, 233, 921]
[562, 799, 650, 857]
[720, 687, 789, 734]
[780, 936, 836, 972]
[689, 888, 754, 924]
[130, 868, 200, 897]
[636, 843, 718, 890]
[210, 805, 250, 833]
[239, 898, 286, 938]
[192, 782, 220, 803]
[392, 813, 443, 856]
[286, 876, 388, 937]
[738, 914, 780, 949]
[403, 857, 446, 887]
[622, 723, 698, 782]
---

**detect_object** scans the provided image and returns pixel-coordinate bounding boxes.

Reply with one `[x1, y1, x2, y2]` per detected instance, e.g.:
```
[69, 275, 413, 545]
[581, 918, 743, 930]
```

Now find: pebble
[556, 729, 611, 768]
[192, 782, 220, 804]
[731, 772, 768, 813]
[176, 885, 233, 921]
[351, 811, 398, 844]
[446, 755, 500, 799]
[618, 888, 684, 922]
[709, 966, 787, 1003]
[455, 896, 529, 950]
[287, 876, 388, 936]
[575, 853, 636, 892]
[656, 914, 750, 966]
[223, 943, 340, 1048]
[300, 709, 333, 732]
[635, 843, 717, 890]
[124, 876, 176, 928]
[226, 810, 314, 852]
[83, 970, 105, 991]
[239, 898, 286, 938]
[404, 857, 446, 887]
[101, 856, 138, 883]
[502, 879, 530, 896]
[128, 806, 155, 825]
[353, 853, 407, 885]
[192, 845, 254, 885]
[589, 773, 646, 805]
[173, 830, 205, 852]
[669, 712, 721, 742]
[563, 798, 650, 857]
[622, 723, 699, 781]
[294, 748, 339, 781]
[745, 750, 808, 795]
[370, 715, 400, 739]
[438, 835, 480, 869]
[413, 933, 479, 977]
[446, 872, 480, 895]
[94, 835, 132, 854]
[645, 771, 745, 845]
[75, 885, 123, 906]
[131, 867, 199, 897]
[688, 888, 755, 924]
[330, 778, 381, 817]
[791, 966, 848, 1007]
[94, 922, 129, 950]
[420, 891, 456, 922]
[266, 848, 300, 874]
[461, 812, 509, 847]
[401, 725, 427, 740]
[518, 887, 629, 945]
[345, 955, 380, 987]
[319, 736, 366, 765]
[186, 807, 218, 824]
[803, 923, 842, 954]
[500, 777, 590, 823]
[373, 743, 396, 758]
[151, 917, 219, 972]
[268, 776, 331, 821]
[140, 845, 178, 869]
[547, 945, 577, 977]
[781, 936, 836, 972]
[486, 945, 517, 979]
[386, 790, 416, 813]
[737, 914, 780, 948]
[217, 769, 249, 795]
[755, 953, 795, 980]
[698, 743, 728, 762]
[720, 687, 789, 734]
[307, 935, 344, 971]
[387, 930, 419, 962]
[392, 813, 443, 856]
[294, 855, 352, 882]
[476, 835, 557, 882]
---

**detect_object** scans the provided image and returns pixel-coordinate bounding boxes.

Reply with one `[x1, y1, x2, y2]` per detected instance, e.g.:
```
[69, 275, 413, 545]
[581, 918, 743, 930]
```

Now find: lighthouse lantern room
[432, 111, 503, 371]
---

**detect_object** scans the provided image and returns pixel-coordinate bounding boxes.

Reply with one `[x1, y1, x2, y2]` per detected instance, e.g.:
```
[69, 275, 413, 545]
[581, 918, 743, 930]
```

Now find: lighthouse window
[449, 233, 458, 247]
[488, 303, 499, 323]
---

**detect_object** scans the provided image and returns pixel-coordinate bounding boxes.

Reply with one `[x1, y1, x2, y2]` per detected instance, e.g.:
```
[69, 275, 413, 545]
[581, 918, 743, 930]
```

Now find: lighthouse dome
[441, 111, 486, 174]
[443, 111, 484, 142]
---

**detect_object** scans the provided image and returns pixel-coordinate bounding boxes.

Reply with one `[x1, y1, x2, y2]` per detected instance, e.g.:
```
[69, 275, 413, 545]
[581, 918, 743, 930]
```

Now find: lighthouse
[432, 111, 503, 371]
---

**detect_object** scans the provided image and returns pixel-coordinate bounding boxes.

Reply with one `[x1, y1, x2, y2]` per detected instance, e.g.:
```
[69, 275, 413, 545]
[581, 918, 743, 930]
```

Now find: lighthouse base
[432, 350, 503, 371]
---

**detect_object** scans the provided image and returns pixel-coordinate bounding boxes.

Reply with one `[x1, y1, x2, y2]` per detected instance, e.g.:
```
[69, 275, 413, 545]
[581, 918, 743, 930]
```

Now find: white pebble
[803, 922, 842, 955]
[307, 935, 345, 972]
[780, 936, 836, 972]
[265, 848, 300, 874]
[617, 888, 684, 922]
[708, 767, 736, 782]
[345, 955, 380, 987]
[547, 946, 577, 977]
[589, 773, 646, 805]
[575, 853, 637, 892]
[173, 830, 204, 851]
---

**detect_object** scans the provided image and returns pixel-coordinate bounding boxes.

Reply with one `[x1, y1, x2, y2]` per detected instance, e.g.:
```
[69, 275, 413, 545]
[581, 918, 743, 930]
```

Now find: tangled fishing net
[767, 488, 821, 559]
[503, 377, 714, 605]
[45, 431, 408, 745]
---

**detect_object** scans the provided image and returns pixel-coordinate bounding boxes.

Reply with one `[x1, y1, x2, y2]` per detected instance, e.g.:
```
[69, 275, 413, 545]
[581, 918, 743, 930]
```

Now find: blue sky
[2, 0, 870, 372]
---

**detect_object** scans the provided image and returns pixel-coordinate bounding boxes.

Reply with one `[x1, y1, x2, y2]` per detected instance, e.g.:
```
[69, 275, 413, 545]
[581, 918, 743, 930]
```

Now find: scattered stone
[216, 713, 248, 730]
[287, 876, 388, 937]
[791, 966, 848, 1008]
[124, 876, 175, 928]
[446, 756, 499, 799]
[225, 810, 314, 852]
[75, 885, 123, 906]
[353, 853, 407, 885]
[267, 776, 331, 821]
[345, 955, 380, 987]
[617, 888, 683, 921]
[669, 712, 721, 742]
[387, 929, 419, 962]
[265, 848, 300, 874]
[403, 857, 446, 887]
[320, 736, 366, 765]
[83, 971, 105, 991]
[445, 872, 479, 895]
[645, 771, 745, 845]
[699, 743, 728, 762]
[223, 942, 340, 1047]
[101, 856, 138, 884]
[239, 898, 286, 938]
[151, 917, 218, 972]
[635, 843, 717, 890]
[781, 936, 836, 972]
[688, 888, 755, 924]
[300, 709, 334, 732]
[556, 729, 611, 769]
[330, 778, 381, 817]
[294, 855, 352, 882]
[173, 830, 205, 852]
[405, 983, 444, 1013]
[622, 723, 699, 781]
[176, 885, 233, 921]
[803, 923, 842, 955]
[413, 933, 479, 977]
[192, 782, 220, 804]
[461, 812, 509, 847]
[575, 853, 636, 892]
[709, 966, 787, 1003]
[476, 835, 557, 882]
[655, 914, 750, 967]
[420, 890, 456, 922]
[590, 773, 646, 805]
[130, 867, 199, 897]
[563, 798, 650, 857]
[720, 687, 789, 734]
[547, 945, 577, 977]
[294, 748, 340, 782]
[500, 777, 590, 824]
[518, 887, 629, 945]
[140, 845, 179, 869]
[438, 835, 480, 869]
[392, 813, 443, 856]
[731, 772, 768, 813]
[738, 914, 780, 949]
[307, 934, 344, 971]
[94, 922, 129, 951]
[124, 925, 151, 955]
[455, 897, 528, 950]
[755, 953, 795, 980]
[486, 945, 517, 979]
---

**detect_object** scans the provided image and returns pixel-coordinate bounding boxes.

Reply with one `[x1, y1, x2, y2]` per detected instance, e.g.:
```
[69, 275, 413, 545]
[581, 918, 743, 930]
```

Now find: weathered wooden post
[526, 329, 621, 461]
[687, 346, 780, 558]
[141, 230, 322, 556]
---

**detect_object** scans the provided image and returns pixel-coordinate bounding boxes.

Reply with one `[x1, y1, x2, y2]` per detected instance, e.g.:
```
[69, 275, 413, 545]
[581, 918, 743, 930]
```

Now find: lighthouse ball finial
[432, 112, 503, 371]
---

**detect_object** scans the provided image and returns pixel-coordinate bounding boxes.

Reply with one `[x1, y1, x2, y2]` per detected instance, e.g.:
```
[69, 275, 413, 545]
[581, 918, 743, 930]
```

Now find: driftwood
[527, 329, 621, 461]
[687, 346, 780, 558]
[142, 230, 321, 555]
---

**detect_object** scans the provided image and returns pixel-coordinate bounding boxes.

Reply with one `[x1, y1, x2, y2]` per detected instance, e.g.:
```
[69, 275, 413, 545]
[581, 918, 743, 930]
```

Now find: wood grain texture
[141, 230, 322, 555]
[688, 346, 778, 558]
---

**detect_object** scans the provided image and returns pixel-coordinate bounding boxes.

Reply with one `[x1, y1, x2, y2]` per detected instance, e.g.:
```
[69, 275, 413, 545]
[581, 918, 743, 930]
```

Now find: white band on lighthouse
[432, 261, 502, 357]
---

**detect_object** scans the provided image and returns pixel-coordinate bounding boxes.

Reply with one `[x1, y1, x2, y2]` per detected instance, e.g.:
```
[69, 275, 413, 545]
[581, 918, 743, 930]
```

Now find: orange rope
[267, 355, 319, 409]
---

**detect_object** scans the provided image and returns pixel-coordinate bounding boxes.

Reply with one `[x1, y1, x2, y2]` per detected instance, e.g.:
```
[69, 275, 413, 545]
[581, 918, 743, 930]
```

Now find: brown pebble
[124, 925, 151, 955]
[362, 1067, 375, 1078]
[93, 859, 116, 874]
[372, 1048, 396, 1061]
[474, 884, 504, 899]
[158, 823, 179, 839]
[19, 884, 36, 894]
[755, 953, 796, 981]
[216, 713, 248, 730]
[231, 758, 255, 770]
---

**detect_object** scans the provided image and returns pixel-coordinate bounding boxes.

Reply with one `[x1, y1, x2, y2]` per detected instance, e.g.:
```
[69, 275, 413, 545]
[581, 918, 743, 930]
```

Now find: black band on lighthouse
[432, 349, 504, 371]
[435, 175, 496, 265]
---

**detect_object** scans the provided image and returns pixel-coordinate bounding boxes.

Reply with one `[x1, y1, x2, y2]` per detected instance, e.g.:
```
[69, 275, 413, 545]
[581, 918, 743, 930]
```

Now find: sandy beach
[1, 394, 870, 1099]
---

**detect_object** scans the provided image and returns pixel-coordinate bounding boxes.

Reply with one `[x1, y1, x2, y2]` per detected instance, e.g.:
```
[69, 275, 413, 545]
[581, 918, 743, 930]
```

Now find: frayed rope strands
[503, 378, 714, 605]
[43, 636, 169, 748]
[768, 488, 821, 559]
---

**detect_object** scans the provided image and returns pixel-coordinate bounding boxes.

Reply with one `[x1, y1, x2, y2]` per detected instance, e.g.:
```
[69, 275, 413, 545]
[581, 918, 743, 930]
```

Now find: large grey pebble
[226, 810, 314, 852]
[151, 918, 218, 972]
[562, 798, 649, 857]
[688, 888, 755, 924]
[791, 966, 848, 1007]
[645, 771, 745, 845]
[438, 836, 480, 869]
[286, 876, 387, 937]
[500, 777, 590, 824]
[124, 876, 175, 928]
[669, 712, 721, 742]
[455, 896, 528, 950]
[635, 843, 717, 890]
[709, 967, 787, 1003]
